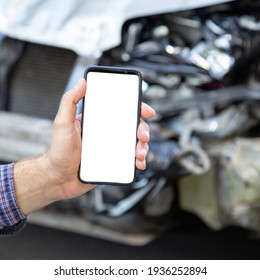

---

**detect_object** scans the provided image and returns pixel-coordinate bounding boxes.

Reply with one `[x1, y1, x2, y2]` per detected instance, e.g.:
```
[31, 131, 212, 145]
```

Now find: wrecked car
[1, 0, 260, 245]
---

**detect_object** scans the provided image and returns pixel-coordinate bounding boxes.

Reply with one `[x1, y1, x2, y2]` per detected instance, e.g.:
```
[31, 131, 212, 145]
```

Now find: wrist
[13, 154, 59, 215]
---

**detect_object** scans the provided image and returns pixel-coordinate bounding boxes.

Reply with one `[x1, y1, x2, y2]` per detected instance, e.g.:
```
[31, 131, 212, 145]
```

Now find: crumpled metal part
[238, 15, 260, 31]
[99, 1, 260, 85]
[178, 105, 256, 142]
[180, 138, 260, 232]
[187, 42, 235, 80]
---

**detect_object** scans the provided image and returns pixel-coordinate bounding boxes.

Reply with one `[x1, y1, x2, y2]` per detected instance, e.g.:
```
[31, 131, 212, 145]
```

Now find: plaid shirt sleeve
[0, 163, 26, 233]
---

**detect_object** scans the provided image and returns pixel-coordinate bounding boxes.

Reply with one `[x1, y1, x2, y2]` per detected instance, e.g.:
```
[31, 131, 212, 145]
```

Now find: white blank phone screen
[80, 71, 141, 184]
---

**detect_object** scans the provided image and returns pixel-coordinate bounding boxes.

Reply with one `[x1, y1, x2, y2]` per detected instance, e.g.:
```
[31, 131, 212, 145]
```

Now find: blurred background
[1, 0, 260, 259]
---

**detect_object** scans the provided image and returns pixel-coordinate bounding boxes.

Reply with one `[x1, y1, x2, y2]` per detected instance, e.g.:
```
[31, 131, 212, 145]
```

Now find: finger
[136, 158, 146, 170]
[141, 102, 156, 119]
[136, 141, 149, 161]
[56, 78, 86, 124]
[137, 119, 150, 143]
[67, 78, 86, 104]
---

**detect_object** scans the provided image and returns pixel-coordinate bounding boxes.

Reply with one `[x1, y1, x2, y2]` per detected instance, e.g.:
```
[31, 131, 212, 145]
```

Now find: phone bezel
[78, 65, 142, 185]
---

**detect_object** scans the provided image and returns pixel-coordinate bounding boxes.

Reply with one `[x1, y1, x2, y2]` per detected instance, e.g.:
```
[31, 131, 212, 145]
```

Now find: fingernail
[75, 78, 85, 89]
[145, 130, 150, 140]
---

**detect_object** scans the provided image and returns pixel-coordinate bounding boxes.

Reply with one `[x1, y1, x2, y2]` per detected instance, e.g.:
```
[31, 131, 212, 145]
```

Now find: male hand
[14, 78, 156, 215]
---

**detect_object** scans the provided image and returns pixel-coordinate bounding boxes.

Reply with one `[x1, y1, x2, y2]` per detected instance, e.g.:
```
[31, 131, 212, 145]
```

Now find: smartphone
[78, 66, 142, 185]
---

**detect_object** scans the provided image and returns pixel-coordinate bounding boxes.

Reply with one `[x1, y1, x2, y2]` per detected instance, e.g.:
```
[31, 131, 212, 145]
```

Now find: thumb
[56, 78, 86, 124]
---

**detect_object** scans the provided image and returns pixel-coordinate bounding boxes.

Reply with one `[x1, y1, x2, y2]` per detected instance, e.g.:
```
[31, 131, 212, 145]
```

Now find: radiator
[8, 42, 77, 120]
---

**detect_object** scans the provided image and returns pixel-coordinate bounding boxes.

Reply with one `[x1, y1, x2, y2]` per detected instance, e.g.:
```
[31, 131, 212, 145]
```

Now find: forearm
[13, 154, 59, 215]
[13, 151, 93, 216]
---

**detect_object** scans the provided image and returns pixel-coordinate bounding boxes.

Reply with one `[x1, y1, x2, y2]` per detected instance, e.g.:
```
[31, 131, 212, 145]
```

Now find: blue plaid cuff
[0, 163, 26, 230]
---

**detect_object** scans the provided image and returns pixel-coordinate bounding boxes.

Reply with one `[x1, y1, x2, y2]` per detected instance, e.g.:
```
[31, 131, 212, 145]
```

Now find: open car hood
[0, 0, 234, 56]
